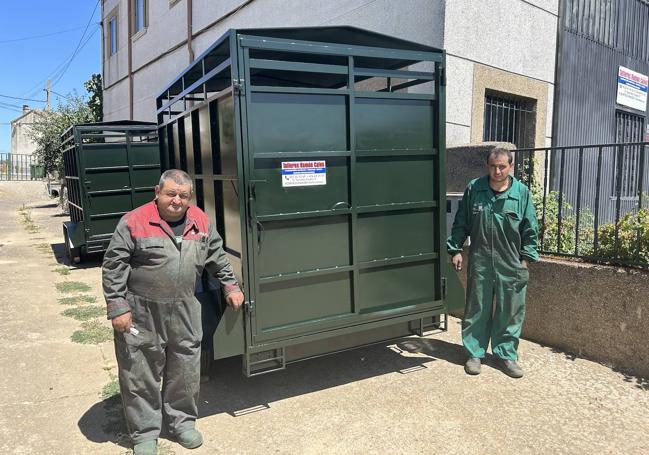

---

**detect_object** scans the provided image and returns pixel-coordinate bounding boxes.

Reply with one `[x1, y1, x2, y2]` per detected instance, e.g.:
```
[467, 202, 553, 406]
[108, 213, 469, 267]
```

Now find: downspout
[187, 0, 194, 63]
[128, 0, 134, 120]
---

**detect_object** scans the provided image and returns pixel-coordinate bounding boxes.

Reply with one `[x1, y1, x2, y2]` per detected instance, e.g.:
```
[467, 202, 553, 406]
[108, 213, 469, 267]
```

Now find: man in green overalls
[447, 148, 539, 378]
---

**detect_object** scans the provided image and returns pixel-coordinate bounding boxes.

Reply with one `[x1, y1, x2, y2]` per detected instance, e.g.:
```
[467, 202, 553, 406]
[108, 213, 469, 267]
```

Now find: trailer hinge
[233, 79, 245, 95]
[245, 299, 254, 312]
[442, 277, 447, 299]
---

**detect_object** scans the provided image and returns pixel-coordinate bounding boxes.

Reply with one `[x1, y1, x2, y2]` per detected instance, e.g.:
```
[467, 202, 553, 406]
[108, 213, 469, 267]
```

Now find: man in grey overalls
[103, 169, 244, 455]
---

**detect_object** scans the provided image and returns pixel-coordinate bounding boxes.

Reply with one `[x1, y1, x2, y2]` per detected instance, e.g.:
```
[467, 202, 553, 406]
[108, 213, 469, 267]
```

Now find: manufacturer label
[281, 161, 326, 187]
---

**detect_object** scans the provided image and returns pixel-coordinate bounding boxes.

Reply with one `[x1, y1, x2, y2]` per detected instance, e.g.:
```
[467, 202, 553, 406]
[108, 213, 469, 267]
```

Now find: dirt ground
[1, 181, 649, 455]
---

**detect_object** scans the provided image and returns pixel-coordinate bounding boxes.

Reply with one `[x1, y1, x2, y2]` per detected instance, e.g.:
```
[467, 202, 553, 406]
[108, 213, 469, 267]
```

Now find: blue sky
[0, 0, 101, 153]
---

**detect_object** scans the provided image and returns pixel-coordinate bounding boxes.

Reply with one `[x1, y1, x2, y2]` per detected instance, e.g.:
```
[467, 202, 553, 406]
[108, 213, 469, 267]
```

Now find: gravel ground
[1, 181, 648, 455]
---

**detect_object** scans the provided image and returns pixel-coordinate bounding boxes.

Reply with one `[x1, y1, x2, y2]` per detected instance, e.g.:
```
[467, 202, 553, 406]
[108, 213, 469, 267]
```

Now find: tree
[28, 74, 102, 176]
[84, 73, 103, 122]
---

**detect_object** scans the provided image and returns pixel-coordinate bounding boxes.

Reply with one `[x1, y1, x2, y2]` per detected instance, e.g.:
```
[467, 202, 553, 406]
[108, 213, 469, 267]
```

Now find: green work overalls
[447, 175, 539, 360]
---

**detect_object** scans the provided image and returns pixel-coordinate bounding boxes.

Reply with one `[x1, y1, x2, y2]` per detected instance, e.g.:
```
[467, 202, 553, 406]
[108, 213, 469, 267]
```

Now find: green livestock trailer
[156, 27, 465, 376]
[62, 122, 160, 263]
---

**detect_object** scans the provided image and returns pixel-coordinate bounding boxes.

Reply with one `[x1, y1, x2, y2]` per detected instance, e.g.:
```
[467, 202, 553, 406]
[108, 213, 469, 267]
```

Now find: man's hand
[112, 312, 132, 333]
[521, 259, 529, 269]
[225, 291, 245, 311]
[451, 253, 463, 272]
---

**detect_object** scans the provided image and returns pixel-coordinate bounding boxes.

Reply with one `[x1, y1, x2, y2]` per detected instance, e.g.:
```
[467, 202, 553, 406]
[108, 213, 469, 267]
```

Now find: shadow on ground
[78, 336, 465, 445]
[49, 241, 103, 268]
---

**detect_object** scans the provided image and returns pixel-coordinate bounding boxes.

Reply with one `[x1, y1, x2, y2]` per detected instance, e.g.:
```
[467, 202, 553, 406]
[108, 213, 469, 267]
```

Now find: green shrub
[597, 208, 649, 264]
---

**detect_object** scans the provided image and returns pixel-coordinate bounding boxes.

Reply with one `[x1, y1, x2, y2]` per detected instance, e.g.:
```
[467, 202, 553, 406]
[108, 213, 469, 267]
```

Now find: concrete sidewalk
[1, 181, 648, 455]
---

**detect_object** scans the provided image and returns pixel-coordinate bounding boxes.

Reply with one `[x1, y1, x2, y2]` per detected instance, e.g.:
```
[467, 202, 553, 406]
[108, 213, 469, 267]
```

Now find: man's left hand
[225, 291, 245, 311]
[521, 259, 529, 269]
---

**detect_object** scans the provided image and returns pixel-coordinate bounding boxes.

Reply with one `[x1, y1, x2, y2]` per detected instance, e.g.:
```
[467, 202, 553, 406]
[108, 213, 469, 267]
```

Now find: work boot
[499, 359, 524, 378]
[133, 440, 157, 455]
[177, 429, 203, 449]
[464, 357, 481, 375]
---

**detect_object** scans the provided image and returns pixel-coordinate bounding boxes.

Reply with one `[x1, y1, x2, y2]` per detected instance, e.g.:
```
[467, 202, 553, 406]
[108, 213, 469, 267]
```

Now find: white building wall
[102, 0, 557, 147]
[10, 110, 41, 156]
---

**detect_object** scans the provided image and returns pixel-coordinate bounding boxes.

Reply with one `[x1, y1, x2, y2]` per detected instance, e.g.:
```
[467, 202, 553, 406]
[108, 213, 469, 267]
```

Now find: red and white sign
[617, 66, 648, 112]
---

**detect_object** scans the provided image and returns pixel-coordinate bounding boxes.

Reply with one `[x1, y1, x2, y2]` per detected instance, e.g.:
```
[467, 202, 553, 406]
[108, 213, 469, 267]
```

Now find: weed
[17, 206, 39, 233]
[56, 281, 91, 293]
[62, 305, 105, 321]
[58, 295, 97, 305]
[54, 266, 70, 276]
[101, 378, 120, 400]
[71, 319, 113, 344]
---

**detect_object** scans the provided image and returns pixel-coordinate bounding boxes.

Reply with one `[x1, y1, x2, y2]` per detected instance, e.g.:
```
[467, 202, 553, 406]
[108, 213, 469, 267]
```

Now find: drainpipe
[128, 0, 134, 120]
[187, 0, 194, 63]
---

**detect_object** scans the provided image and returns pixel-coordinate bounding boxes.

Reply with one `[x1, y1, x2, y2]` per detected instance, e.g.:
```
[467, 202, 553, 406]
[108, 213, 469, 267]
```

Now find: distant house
[10, 105, 42, 156]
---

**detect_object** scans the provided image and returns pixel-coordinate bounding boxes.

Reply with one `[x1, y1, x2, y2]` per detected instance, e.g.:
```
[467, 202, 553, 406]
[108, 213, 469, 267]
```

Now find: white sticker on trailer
[281, 161, 326, 187]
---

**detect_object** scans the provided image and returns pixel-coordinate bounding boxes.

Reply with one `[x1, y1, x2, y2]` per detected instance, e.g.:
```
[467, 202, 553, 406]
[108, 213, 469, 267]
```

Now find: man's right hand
[111, 312, 132, 333]
[451, 253, 463, 272]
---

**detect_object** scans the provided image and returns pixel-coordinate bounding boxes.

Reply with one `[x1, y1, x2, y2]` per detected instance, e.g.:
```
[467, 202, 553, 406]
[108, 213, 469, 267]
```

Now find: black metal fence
[513, 142, 649, 269]
[0, 153, 42, 181]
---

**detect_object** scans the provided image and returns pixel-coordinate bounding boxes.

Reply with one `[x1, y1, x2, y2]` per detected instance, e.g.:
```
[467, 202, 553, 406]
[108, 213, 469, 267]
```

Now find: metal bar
[355, 148, 437, 157]
[635, 144, 646, 261]
[574, 146, 584, 255]
[356, 201, 437, 213]
[256, 209, 352, 222]
[541, 149, 550, 251]
[614, 144, 624, 260]
[377, 79, 430, 92]
[557, 147, 566, 253]
[355, 68, 434, 80]
[238, 35, 442, 62]
[253, 150, 352, 159]
[258, 265, 354, 284]
[358, 252, 438, 270]
[249, 58, 348, 75]
[593, 145, 603, 255]
[514, 141, 649, 153]
[349, 55, 359, 315]
[157, 57, 231, 115]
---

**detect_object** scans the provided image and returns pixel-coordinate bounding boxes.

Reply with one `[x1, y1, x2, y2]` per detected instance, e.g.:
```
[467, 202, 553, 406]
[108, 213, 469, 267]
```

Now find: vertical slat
[575, 147, 584, 254]
[613, 144, 625, 259]
[593, 146, 603, 255]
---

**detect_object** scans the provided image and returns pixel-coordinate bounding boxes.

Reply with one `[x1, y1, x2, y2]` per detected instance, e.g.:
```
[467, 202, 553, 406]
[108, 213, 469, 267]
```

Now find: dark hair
[486, 147, 513, 165]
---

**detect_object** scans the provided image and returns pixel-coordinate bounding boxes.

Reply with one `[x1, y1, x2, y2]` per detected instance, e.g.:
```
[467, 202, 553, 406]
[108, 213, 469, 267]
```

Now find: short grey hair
[486, 147, 514, 165]
[159, 169, 193, 192]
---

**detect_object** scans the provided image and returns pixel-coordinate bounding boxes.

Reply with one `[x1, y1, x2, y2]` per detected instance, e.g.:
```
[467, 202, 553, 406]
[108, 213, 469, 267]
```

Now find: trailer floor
[1, 181, 648, 455]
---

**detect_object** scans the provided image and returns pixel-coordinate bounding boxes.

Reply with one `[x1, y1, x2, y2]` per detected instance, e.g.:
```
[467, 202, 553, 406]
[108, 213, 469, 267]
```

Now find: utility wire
[52, 0, 100, 88]
[0, 94, 46, 103]
[50, 90, 72, 100]
[0, 26, 85, 44]
[22, 0, 100, 97]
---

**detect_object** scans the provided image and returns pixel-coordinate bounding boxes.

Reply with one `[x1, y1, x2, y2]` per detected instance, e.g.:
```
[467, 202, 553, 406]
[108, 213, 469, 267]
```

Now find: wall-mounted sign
[281, 161, 326, 187]
[617, 66, 648, 112]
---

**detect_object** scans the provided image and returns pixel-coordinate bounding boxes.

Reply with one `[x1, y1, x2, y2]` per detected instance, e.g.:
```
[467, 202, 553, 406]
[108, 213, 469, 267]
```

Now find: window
[483, 91, 537, 149]
[613, 111, 645, 198]
[134, 0, 147, 35]
[109, 16, 117, 55]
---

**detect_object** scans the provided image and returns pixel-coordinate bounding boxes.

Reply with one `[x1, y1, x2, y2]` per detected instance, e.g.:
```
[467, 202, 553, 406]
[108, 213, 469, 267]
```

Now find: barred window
[613, 111, 645, 198]
[483, 91, 537, 149]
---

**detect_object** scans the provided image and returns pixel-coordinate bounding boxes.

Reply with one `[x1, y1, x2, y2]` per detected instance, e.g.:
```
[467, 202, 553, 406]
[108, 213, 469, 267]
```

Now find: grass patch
[62, 305, 105, 321]
[54, 266, 70, 276]
[101, 378, 120, 400]
[71, 319, 113, 344]
[18, 206, 39, 233]
[58, 295, 97, 305]
[56, 281, 91, 293]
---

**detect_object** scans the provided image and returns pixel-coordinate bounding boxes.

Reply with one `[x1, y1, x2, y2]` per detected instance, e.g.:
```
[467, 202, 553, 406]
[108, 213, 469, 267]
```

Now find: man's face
[487, 153, 514, 184]
[155, 180, 192, 221]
